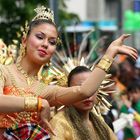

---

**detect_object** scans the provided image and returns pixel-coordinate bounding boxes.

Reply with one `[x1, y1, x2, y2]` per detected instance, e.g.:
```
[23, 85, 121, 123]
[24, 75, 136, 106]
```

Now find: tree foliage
[0, 0, 48, 44]
[0, 0, 80, 44]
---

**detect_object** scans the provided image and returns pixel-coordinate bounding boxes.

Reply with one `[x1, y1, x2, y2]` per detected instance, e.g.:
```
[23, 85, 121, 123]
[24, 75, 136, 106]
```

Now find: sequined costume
[0, 64, 42, 129]
[50, 110, 117, 140]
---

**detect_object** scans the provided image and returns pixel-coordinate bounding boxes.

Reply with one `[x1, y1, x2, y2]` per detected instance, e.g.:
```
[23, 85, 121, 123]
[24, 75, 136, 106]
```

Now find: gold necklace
[16, 62, 38, 86]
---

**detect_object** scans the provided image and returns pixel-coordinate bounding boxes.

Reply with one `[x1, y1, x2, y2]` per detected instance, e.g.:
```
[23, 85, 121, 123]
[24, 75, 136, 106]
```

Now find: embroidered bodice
[0, 64, 49, 128]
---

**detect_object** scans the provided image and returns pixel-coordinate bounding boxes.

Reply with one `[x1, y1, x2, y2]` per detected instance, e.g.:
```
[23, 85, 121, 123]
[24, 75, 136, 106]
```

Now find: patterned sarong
[3, 123, 50, 140]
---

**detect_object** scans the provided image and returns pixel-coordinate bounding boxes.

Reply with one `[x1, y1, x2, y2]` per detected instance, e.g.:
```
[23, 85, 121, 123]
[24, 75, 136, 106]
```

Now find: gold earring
[46, 60, 51, 67]
[17, 44, 26, 63]
[20, 44, 26, 57]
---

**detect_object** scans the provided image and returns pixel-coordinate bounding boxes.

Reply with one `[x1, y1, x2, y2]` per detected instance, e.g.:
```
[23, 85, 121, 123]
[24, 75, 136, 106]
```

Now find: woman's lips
[38, 49, 48, 56]
[83, 100, 93, 106]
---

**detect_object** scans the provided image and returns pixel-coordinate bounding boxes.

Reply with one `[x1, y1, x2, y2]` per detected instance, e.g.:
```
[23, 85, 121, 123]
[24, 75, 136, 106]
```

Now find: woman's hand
[105, 34, 138, 60]
[39, 99, 56, 135]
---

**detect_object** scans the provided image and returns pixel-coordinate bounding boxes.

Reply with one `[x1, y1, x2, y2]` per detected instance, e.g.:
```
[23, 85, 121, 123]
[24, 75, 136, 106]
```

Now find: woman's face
[70, 72, 97, 111]
[128, 89, 140, 103]
[22, 23, 58, 65]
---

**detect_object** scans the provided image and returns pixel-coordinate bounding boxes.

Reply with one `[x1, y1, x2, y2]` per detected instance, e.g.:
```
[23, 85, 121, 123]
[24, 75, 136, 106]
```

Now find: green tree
[0, 0, 80, 44]
[58, 0, 80, 26]
[0, 0, 48, 44]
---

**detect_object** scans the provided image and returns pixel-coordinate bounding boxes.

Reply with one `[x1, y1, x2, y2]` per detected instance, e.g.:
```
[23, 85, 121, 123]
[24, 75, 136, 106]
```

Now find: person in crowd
[127, 82, 140, 136]
[119, 82, 140, 139]
[119, 57, 138, 87]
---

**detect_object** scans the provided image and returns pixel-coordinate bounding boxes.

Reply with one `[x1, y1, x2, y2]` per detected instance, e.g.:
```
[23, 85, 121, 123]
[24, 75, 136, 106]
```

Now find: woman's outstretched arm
[42, 34, 138, 106]
[0, 95, 24, 113]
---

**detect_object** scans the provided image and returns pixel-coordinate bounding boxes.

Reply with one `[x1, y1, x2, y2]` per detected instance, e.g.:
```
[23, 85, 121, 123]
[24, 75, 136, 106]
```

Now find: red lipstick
[38, 49, 48, 56]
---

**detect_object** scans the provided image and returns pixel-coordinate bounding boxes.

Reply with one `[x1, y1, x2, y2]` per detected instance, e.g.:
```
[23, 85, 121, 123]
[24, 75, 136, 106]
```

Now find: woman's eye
[49, 40, 57, 46]
[36, 34, 43, 40]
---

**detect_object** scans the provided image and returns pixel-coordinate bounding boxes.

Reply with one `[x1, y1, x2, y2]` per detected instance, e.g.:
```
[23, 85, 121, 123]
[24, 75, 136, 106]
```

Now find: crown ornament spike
[32, 5, 55, 23]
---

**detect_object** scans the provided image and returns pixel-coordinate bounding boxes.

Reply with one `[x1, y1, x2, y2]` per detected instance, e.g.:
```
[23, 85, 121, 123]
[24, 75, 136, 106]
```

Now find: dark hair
[108, 62, 120, 77]
[27, 19, 57, 37]
[67, 66, 91, 87]
[127, 82, 140, 93]
[64, 106, 110, 140]
[126, 57, 136, 67]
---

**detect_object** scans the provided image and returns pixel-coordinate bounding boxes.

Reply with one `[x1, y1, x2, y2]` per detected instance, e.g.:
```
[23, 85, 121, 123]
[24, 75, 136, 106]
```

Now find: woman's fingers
[39, 99, 56, 135]
[44, 120, 56, 136]
[124, 45, 138, 53]
[116, 45, 138, 60]
[127, 51, 137, 60]
[111, 34, 131, 46]
[122, 45, 138, 60]
[119, 34, 131, 41]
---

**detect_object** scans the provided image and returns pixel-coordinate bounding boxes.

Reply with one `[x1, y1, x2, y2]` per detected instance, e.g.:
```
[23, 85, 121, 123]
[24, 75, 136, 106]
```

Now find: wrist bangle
[96, 55, 114, 73]
[102, 55, 114, 63]
[38, 97, 43, 112]
[24, 97, 38, 111]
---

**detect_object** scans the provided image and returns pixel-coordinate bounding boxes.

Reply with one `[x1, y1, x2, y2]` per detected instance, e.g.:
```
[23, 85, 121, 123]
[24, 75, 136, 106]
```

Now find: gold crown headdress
[32, 5, 55, 23]
[19, 5, 55, 38]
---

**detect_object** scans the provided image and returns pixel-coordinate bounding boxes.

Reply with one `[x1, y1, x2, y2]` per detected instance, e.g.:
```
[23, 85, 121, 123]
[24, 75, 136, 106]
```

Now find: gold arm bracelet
[96, 55, 114, 73]
[24, 97, 38, 112]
